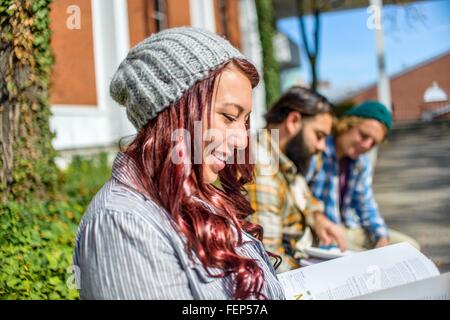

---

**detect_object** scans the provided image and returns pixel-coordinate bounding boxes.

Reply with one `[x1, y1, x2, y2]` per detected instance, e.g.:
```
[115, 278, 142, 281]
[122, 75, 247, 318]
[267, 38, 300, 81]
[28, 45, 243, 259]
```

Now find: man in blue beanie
[307, 101, 420, 251]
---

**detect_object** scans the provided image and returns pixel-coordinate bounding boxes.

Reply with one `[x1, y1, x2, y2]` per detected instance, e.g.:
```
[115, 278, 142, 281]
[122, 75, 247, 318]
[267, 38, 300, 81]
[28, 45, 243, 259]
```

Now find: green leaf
[48, 276, 62, 286]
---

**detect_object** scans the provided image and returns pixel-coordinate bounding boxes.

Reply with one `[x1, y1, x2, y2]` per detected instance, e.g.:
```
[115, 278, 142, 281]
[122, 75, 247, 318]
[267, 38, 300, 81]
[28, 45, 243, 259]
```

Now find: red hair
[123, 59, 274, 299]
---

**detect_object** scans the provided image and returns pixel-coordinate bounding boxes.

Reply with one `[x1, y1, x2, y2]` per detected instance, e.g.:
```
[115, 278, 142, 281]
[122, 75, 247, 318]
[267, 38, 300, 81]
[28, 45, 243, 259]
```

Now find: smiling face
[336, 119, 386, 159]
[202, 63, 253, 184]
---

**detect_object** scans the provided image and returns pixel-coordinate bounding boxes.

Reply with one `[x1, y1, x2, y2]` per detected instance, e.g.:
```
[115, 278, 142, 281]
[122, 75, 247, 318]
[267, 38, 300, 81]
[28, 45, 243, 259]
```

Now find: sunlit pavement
[374, 120, 450, 273]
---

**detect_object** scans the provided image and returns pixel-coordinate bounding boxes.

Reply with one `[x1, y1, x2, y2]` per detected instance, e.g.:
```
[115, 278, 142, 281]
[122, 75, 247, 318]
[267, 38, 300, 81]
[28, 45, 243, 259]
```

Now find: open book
[278, 242, 450, 300]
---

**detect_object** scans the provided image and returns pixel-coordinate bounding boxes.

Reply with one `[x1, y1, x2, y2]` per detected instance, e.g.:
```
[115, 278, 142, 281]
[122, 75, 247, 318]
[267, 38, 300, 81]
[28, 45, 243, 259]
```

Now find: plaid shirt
[246, 131, 324, 272]
[307, 136, 389, 242]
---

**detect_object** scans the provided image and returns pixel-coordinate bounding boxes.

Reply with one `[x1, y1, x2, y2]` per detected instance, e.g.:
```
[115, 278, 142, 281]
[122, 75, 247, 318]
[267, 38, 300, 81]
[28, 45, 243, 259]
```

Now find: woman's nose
[228, 127, 248, 150]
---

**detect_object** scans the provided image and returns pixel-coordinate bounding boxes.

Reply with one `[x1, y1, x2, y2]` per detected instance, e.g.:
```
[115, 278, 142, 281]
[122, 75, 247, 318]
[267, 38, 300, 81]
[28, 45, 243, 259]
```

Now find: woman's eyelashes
[220, 112, 250, 126]
[221, 113, 238, 123]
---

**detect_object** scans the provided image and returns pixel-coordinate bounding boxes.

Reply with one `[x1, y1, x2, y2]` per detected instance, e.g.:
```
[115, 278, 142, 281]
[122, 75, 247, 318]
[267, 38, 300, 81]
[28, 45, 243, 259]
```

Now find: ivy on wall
[0, 0, 58, 203]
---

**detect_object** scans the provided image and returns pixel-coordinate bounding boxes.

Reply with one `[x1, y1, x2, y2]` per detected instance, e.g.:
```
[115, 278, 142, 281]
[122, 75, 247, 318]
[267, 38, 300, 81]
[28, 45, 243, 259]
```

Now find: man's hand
[375, 237, 389, 248]
[313, 212, 347, 252]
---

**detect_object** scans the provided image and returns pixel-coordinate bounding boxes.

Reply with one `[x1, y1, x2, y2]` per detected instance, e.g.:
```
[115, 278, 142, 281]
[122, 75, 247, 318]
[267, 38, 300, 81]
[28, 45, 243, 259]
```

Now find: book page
[303, 246, 355, 259]
[278, 242, 440, 300]
[352, 272, 450, 300]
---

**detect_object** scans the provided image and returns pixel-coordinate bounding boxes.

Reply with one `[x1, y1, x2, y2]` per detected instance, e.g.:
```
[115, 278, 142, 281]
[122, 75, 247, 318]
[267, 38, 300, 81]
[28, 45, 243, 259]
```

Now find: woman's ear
[286, 111, 302, 136]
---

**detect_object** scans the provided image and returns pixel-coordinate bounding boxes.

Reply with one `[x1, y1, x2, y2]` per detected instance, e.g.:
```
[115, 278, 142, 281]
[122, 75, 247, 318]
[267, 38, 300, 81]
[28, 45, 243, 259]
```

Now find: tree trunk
[0, 0, 58, 202]
[297, 0, 321, 91]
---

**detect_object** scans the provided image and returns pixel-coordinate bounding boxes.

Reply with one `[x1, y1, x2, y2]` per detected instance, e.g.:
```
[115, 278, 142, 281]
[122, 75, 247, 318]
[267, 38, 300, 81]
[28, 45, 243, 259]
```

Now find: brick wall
[50, 0, 97, 105]
[350, 52, 450, 122]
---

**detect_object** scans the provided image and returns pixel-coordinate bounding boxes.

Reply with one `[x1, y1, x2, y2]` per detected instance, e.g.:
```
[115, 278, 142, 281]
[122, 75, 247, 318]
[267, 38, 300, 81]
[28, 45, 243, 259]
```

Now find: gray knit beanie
[110, 27, 254, 130]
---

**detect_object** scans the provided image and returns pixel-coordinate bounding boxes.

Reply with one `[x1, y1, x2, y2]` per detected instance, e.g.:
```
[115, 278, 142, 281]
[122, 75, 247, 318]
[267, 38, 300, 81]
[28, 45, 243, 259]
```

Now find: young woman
[73, 27, 285, 300]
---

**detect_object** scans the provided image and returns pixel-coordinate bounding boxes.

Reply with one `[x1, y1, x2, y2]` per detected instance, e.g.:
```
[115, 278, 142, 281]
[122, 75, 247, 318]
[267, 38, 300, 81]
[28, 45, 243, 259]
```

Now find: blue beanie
[344, 101, 392, 134]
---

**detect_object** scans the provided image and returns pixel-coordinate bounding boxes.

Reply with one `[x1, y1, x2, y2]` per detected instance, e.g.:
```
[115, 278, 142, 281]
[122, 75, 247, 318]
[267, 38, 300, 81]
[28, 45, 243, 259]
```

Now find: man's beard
[285, 129, 314, 177]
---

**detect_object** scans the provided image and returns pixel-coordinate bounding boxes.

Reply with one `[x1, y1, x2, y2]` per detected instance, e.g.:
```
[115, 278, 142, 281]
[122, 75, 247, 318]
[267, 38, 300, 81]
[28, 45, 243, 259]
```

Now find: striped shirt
[307, 136, 389, 242]
[246, 131, 324, 273]
[73, 152, 285, 300]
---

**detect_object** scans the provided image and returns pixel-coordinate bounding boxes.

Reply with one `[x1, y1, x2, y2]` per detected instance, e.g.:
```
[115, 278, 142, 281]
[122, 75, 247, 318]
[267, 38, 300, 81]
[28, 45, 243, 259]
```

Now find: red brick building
[345, 51, 450, 122]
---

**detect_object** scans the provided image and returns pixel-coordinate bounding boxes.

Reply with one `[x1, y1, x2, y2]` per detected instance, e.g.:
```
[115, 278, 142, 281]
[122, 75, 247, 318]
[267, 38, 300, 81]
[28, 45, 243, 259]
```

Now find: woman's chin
[203, 170, 218, 184]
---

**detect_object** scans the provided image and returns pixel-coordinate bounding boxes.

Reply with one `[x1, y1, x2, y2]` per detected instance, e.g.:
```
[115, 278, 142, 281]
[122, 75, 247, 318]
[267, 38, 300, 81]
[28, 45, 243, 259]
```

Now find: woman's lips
[211, 154, 226, 172]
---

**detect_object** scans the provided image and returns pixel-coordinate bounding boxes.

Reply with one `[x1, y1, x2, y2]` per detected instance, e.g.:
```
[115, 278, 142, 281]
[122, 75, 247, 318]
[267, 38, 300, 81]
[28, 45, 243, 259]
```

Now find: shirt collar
[323, 135, 358, 167]
[111, 151, 141, 190]
[261, 129, 297, 183]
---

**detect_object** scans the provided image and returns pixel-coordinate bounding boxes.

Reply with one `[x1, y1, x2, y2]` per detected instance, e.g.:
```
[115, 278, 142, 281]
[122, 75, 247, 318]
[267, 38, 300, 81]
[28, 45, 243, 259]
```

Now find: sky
[276, 0, 450, 101]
